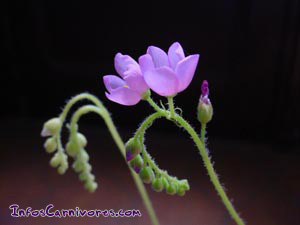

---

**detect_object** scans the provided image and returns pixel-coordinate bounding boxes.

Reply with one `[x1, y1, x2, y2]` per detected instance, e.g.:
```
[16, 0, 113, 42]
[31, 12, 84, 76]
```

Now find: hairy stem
[167, 97, 175, 119]
[146, 97, 165, 114]
[59, 95, 160, 225]
[201, 123, 206, 144]
[174, 114, 245, 225]
[144, 97, 244, 224]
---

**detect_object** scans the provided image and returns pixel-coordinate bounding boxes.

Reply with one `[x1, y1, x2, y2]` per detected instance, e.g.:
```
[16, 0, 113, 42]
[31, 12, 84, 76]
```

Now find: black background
[2, 0, 299, 144]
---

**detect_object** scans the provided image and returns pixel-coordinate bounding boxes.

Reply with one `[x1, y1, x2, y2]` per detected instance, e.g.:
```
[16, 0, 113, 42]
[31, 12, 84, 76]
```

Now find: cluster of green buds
[41, 118, 69, 174]
[125, 138, 190, 196]
[66, 131, 97, 192]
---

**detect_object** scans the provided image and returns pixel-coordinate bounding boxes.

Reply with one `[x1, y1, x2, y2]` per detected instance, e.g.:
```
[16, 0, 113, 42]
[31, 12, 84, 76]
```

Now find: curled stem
[144, 97, 244, 225]
[56, 94, 160, 225]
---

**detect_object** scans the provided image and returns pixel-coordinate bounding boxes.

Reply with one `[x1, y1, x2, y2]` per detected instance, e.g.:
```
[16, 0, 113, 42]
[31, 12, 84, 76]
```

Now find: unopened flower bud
[161, 177, 169, 189]
[41, 118, 61, 137]
[166, 181, 177, 195]
[129, 154, 144, 173]
[176, 186, 186, 196]
[178, 179, 190, 191]
[84, 181, 98, 193]
[80, 149, 89, 162]
[152, 177, 164, 192]
[50, 152, 62, 168]
[57, 164, 68, 175]
[79, 171, 95, 181]
[139, 167, 155, 184]
[66, 141, 80, 157]
[44, 137, 57, 153]
[197, 80, 213, 124]
[72, 160, 85, 173]
[125, 138, 142, 161]
[77, 133, 87, 148]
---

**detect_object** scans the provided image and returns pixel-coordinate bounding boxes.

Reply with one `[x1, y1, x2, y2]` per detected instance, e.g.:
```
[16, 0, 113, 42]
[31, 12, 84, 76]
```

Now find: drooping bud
[41, 118, 61, 137]
[139, 167, 155, 184]
[44, 137, 57, 153]
[72, 160, 85, 173]
[129, 154, 144, 173]
[197, 80, 213, 124]
[176, 186, 186, 196]
[166, 181, 177, 195]
[79, 171, 95, 182]
[77, 133, 87, 148]
[66, 141, 80, 157]
[161, 177, 169, 189]
[125, 138, 142, 161]
[178, 179, 190, 191]
[50, 152, 62, 168]
[50, 152, 68, 174]
[66, 133, 88, 157]
[152, 177, 164, 192]
[84, 180, 98, 193]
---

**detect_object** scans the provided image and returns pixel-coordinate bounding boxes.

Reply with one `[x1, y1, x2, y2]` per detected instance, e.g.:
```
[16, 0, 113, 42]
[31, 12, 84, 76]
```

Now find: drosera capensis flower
[103, 53, 149, 106]
[139, 42, 200, 97]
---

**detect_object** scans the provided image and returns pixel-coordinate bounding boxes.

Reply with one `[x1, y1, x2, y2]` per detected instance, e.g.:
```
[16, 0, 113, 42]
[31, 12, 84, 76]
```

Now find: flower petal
[168, 42, 185, 70]
[114, 53, 139, 78]
[144, 66, 179, 97]
[124, 74, 148, 95]
[147, 46, 169, 68]
[175, 54, 200, 92]
[103, 75, 126, 93]
[105, 88, 141, 106]
[139, 54, 155, 74]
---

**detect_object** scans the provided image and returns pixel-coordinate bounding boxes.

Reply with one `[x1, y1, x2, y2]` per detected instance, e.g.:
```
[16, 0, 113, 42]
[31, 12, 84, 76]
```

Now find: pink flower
[139, 42, 200, 97]
[103, 53, 149, 105]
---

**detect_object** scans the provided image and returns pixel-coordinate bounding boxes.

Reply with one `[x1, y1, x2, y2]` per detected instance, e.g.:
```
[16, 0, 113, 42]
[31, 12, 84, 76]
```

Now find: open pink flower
[139, 42, 199, 97]
[103, 53, 149, 105]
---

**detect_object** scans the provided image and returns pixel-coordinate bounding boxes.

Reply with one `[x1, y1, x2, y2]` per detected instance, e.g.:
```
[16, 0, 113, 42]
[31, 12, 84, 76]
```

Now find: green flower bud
[41, 118, 61, 137]
[66, 141, 80, 157]
[139, 167, 155, 184]
[44, 137, 57, 153]
[84, 181, 98, 193]
[176, 186, 186, 196]
[57, 164, 68, 175]
[197, 80, 213, 124]
[166, 181, 177, 195]
[77, 133, 87, 148]
[197, 101, 213, 124]
[79, 149, 89, 162]
[72, 160, 85, 173]
[79, 171, 95, 182]
[152, 177, 164, 192]
[129, 155, 144, 173]
[125, 138, 142, 161]
[179, 179, 190, 191]
[50, 152, 62, 168]
[83, 163, 92, 173]
[161, 177, 169, 189]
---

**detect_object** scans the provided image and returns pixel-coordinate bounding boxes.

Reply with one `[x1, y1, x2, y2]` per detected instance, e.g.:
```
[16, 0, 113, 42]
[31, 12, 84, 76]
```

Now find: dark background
[1, 1, 300, 225]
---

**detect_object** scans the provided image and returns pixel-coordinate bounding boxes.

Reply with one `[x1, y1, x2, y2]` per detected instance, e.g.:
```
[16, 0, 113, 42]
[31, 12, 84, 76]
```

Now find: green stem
[134, 112, 164, 140]
[174, 114, 245, 225]
[201, 123, 206, 144]
[167, 97, 175, 119]
[61, 96, 160, 225]
[146, 97, 165, 114]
